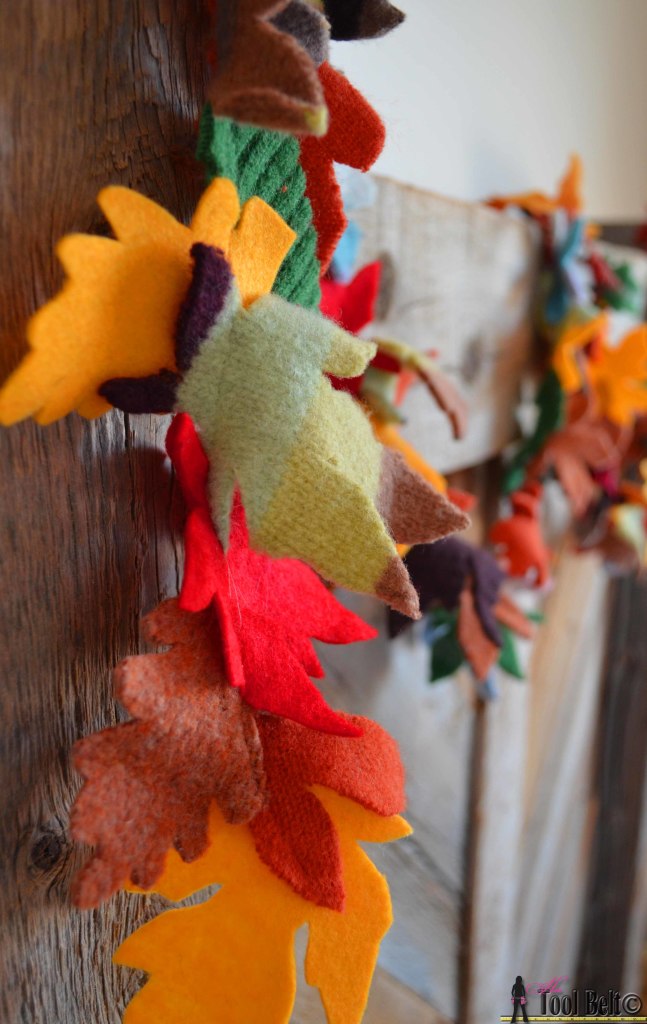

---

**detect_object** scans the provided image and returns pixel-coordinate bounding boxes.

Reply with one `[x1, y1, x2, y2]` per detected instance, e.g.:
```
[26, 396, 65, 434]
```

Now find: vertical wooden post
[0, 3, 209, 1019]
[578, 574, 647, 992]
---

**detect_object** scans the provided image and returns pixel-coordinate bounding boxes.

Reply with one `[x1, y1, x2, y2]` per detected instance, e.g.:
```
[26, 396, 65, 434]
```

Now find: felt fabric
[551, 313, 607, 395]
[488, 155, 583, 218]
[0, 178, 295, 425]
[372, 420, 449, 494]
[504, 369, 566, 494]
[587, 324, 647, 426]
[388, 538, 505, 645]
[300, 63, 385, 273]
[250, 712, 406, 910]
[457, 583, 500, 682]
[425, 610, 465, 682]
[544, 216, 589, 325]
[323, 0, 405, 39]
[527, 395, 626, 516]
[115, 793, 410, 1024]
[369, 338, 469, 440]
[166, 414, 376, 736]
[99, 370, 181, 414]
[196, 108, 321, 309]
[70, 599, 266, 909]
[320, 261, 382, 338]
[208, 0, 328, 137]
[271, 0, 330, 65]
[489, 485, 551, 587]
[174, 268, 468, 616]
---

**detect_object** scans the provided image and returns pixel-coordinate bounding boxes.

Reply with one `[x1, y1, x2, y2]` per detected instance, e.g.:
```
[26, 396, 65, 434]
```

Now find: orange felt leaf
[588, 325, 647, 426]
[115, 790, 411, 1024]
[551, 312, 608, 394]
[457, 584, 500, 681]
[0, 178, 295, 425]
[488, 154, 583, 218]
[70, 600, 266, 909]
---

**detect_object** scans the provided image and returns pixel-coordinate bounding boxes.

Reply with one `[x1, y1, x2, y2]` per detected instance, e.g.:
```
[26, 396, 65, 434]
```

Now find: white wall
[331, 0, 647, 220]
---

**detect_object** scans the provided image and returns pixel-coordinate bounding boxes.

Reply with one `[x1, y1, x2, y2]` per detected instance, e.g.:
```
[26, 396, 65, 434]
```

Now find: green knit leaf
[497, 625, 525, 679]
[197, 106, 321, 309]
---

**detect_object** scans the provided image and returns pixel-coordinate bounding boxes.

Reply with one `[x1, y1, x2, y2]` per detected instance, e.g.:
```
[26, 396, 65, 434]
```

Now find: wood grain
[578, 573, 647, 992]
[353, 177, 539, 474]
[0, 3, 209, 1020]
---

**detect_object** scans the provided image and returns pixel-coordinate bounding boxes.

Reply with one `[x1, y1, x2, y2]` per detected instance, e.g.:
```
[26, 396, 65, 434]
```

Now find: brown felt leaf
[209, 0, 328, 136]
[457, 583, 500, 682]
[71, 599, 266, 908]
[528, 394, 626, 516]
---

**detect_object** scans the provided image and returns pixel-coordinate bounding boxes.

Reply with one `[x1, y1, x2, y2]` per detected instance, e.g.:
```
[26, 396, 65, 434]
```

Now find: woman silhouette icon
[511, 976, 529, 1022]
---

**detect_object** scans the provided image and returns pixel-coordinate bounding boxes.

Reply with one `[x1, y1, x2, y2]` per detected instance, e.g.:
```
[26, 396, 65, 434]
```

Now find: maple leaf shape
[588, 325, 647, 426]
[167, 413, 375, 737]
[71, 600, 266, 909]
[0, 178, 295, 425]
[207, 0, 328, 137]
[115, 791, 410, 1024]
[528, 396, 627, 516]
[300, 62, 386, 272]
[249, 712, 406, 910]
[488, 484, 551, 587]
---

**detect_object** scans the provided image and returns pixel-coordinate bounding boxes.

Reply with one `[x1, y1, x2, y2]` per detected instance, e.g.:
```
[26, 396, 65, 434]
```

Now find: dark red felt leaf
[71, 599, 266, 909]
[166, 414, 377, 737]
[300, 62, 385, 272]
[250, 712, 406, 910]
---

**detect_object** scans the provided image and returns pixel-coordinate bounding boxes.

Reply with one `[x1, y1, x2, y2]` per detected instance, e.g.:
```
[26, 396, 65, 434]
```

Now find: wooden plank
[578, 574, 647, 991]
[0, 3, 208, 1021]
[293, 965, 452, 1024]
[353, 177, 539, 474]
[317, 595, 474, 1019]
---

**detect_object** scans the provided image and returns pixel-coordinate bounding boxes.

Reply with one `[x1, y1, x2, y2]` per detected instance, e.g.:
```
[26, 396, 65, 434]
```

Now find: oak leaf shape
[71, 599, 266, 909]
[167, 412, 376, 737]
[249, 712, 406, 910]
[0, 178, 294, 424]
[115, 791, 411, 1024]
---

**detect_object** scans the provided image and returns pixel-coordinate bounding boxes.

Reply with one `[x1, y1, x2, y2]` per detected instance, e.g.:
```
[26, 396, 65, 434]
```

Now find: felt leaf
[320, 261, 382, 337]
[208, 0, 328, 137]
[528, 395, 626, 516]
[196, 108, 321, 309]
[551, 312, 608, 394]
[271, 0, 330, 65]
[167, 413, 375, 736]
[588, 325, 647, 426]
[488, 154, 583, 218]
[504, 369, 566, 493]
[0, 178, 295, 425]
[323, 0, 405, 39]
[458, 583, 500, 682]
[388, 538, 505, 645]
[372, 420, 449, 494]
[115, 791, 411, 1024]
[174, 253, 469, 617]
[300, 63, 385, 272]
[425, 609, 466, 682]
[498, 625, 525, 679]
[70, 599, 266, 909]
[249, 712, 406, 909]
[489, 484, 551, 587]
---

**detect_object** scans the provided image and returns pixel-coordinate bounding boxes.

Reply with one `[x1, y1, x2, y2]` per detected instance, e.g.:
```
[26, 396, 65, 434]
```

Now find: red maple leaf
[166, 414, 377, 736]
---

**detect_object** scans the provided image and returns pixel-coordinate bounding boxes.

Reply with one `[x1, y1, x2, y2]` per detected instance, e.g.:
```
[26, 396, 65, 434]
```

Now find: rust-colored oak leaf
[249, 712, 405, 911]
[71, 600, 266, 908]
